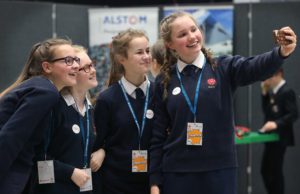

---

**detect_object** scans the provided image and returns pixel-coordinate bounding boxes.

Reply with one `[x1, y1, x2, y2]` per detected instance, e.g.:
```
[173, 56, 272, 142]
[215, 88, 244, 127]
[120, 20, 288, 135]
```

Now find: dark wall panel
[56, 3, 90, 47]
[234, 2, 300, 194]
[233, 4, 251, 194]
[0, 1, 53, 90]
[0, 1, 91, 91]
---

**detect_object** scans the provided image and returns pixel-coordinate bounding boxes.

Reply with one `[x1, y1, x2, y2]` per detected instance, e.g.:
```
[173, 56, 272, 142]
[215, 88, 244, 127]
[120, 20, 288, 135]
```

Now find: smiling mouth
[69, 73, 77, 77]
[187, 42, 199, 48]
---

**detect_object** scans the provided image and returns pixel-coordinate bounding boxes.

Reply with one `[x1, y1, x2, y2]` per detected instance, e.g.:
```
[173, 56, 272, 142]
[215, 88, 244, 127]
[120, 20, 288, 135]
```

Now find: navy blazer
[0, 76, 59, 190]
[150, 47, 286, 186]
[262, 83, 298, 146]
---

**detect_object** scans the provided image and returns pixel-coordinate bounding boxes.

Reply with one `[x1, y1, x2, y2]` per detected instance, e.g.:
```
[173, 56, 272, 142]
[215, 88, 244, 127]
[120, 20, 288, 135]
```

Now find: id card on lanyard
[37, 160, 55, 184]
[80, 168, 93, 192]
[176, 62, 206, 146]
[119, 80, 150, 173]
[132, 150, 148, 172]
[38, 111, 55, 184]
[186, 122, 203, 146]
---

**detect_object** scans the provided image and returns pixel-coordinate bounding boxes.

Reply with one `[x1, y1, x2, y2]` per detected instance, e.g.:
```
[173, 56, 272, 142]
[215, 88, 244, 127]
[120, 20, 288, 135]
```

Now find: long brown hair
[0, 38, 72, 98]
[159, 11, 216, 99]
[107, 28, 149, 86]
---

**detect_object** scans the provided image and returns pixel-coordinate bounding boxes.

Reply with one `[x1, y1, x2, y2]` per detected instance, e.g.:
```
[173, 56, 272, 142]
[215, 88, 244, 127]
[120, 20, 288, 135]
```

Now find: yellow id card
[186, 122, 203, 146]
[132, 150, 148, 172]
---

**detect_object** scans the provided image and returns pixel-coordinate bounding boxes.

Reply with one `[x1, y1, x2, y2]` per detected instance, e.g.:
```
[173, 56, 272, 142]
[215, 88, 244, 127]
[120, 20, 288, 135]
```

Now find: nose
[90, 65, 96, 74]
[188, 31, 196, 41]
[142, 52, 151, 62]
[73, 60, 80, 70]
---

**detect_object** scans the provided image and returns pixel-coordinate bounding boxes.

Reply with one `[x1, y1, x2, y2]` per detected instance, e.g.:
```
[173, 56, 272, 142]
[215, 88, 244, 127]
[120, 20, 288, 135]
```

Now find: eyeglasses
[50, 56, 80, 66]
[79, 62, 96, 73]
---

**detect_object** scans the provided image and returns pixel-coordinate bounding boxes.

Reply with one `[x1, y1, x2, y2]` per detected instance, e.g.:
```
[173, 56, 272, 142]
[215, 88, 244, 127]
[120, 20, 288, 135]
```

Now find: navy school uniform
[150, 47, 286, 194]
[0, 76, 60, 194]
[31, 92, 98, 194]
[261, 81, 298, 194]
[93, 77, 154, 194]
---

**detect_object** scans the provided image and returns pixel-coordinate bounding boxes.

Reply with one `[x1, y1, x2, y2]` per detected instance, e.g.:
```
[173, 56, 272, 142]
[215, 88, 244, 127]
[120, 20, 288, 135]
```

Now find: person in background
[149, 11, 297, 194]
[150, 39, 165, 78]
[260, 68, 298, 194]
[93, 28, 154, 194]
[30, 45, 103, 194]
[0, 38, 79, 194]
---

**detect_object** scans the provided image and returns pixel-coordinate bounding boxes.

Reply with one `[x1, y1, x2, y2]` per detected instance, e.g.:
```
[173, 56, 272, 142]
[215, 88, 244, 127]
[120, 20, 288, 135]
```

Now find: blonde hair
[73, 44, 87, 54]
[0, 38, 72, 98]
[159, 12, 215, 99]
[107, 28, 149, 86]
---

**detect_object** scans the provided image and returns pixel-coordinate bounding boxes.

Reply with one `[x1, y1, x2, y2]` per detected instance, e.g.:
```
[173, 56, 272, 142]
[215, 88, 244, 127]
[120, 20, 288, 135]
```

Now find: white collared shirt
[273, 79, 286, 94]
[61, 91, 92, 116]
[177, 51, 205, 73]
[120, 76, 150, 99]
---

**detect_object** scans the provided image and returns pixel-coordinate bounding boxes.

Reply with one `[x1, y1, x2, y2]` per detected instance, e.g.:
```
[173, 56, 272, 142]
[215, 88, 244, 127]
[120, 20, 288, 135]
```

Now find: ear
[41, 61, 53, 74]
[117, 54, 127, 65]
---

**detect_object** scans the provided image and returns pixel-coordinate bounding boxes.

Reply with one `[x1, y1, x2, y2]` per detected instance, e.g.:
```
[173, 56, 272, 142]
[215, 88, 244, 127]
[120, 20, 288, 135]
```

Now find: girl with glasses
[0, 38, 79, 194]
[149, 11, 297, 194]
[93, 28, 154, 194]
[30, 45, 102, 194]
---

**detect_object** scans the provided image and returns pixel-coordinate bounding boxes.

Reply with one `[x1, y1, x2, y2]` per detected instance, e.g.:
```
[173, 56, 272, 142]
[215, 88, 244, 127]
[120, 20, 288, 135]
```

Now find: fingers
[78, 172, 90, 187]
[71, 168, 91, 187]
[274, 26, 297, 46]
[90, 157, 100, 172]
[280, 26, 297, 45]
[89, 149, 105, 172]
[277, 27, 297, 57]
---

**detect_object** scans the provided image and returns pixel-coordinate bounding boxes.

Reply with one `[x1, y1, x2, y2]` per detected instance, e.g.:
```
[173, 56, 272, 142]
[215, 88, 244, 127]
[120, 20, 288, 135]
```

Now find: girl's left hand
[278, 26, 297, 57]
[90, 148, 105, 172]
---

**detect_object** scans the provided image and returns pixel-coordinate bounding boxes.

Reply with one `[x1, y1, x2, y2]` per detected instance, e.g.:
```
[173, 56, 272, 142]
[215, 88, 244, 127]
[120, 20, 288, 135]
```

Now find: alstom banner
[88, 7, 159, 46]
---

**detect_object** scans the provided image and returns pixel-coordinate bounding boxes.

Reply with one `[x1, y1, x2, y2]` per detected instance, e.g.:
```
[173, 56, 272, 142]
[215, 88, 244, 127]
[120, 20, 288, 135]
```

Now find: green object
[235, 132, 279, 144]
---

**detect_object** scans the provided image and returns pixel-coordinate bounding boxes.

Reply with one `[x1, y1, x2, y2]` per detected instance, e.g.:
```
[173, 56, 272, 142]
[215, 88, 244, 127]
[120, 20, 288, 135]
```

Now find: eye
[65, 57, 73, 64]
[178, 32, 186, 38]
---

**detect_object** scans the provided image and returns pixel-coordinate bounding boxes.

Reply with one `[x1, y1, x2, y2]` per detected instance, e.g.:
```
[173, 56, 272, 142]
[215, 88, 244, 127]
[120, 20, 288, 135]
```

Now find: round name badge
[146, 109, 154, 119]
[72, 124, 80, 134]
[172, 87, 181, 95]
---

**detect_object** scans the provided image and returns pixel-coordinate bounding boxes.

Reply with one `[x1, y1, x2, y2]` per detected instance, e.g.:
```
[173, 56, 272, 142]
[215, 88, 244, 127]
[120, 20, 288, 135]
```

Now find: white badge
[132, 150, 148, 173]
[172, 87, 181, 95]
[272, 105, 279, 113]
[186, 122, 203, 146]
[80, 168, 93, 192]
[72, 124, 80, 134]
[37, 160, 55, 184]
[146, 109, 154, 119]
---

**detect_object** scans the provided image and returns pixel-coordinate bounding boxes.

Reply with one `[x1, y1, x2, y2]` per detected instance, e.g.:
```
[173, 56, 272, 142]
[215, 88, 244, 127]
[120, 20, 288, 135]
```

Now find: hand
[71, 168, 90, 187]
[277, 26, 297, 57]
[151, 185, 160, 194]
[90, 148, 105, 172]
[260, 121, 277, 132]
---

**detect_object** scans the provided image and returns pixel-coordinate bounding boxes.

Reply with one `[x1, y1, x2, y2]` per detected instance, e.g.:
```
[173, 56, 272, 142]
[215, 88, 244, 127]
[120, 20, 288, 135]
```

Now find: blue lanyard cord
[119, 80, 150, 150]
[176, 61, 206, 122]
[78, 101, 90, 168]
[44, 110, 53, 160]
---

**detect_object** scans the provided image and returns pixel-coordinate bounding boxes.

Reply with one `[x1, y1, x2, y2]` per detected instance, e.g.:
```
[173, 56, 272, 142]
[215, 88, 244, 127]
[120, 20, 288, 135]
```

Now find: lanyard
[78, 101, 90, 168]
[175, 61, 206, 122]
[44, 110, 53, 160]
[118, 80, 150, 150]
